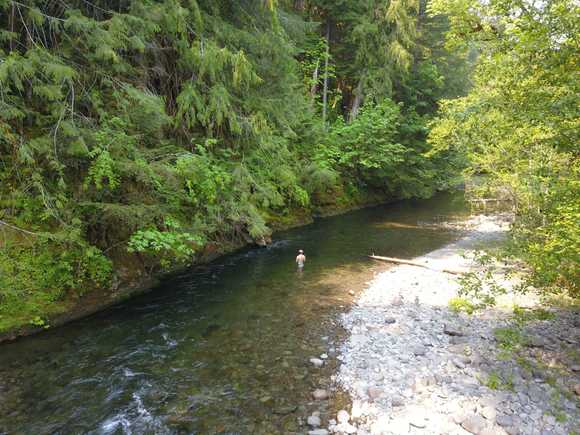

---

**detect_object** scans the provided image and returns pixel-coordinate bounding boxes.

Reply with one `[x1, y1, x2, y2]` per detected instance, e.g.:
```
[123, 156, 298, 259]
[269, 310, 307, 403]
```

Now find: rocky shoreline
[307, 215, 579, 435]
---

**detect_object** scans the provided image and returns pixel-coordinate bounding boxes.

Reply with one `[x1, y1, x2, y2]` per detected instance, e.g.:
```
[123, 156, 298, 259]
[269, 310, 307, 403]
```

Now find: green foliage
[430, 0, 580, 297]
[0, 236, 112, 332]
[326, 100, 405, 183]
[457, 251, 508, 307]
[483, 371, 513, 391]
[175, 144, 231, 209]
[493, 327, 526, 352]
[29, 316, 49, 329]
[448, 297, 476, 315]
[318, 99, 454, 197]
[128, 217, 202, 269]
[512, 306, 556, 326]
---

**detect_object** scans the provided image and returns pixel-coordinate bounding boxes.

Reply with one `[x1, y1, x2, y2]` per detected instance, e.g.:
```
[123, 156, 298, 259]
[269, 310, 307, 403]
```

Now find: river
[0, 193, 469, 435]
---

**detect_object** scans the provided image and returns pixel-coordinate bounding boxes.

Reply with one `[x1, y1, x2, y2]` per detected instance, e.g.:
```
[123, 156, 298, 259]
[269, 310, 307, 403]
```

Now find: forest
[0, 0, 577, 334]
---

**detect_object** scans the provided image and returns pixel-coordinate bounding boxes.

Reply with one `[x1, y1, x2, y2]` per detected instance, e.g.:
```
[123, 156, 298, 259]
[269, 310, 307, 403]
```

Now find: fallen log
[367, 255, 464, 275]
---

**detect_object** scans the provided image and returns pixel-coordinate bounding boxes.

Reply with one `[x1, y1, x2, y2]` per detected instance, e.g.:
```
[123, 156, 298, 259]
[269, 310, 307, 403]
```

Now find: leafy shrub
[448, 297, 476, 315]
[493, 327, 526, 351]
[128, 217, 203, 269]
[326, 100, 406, 188]
[512, 306, 555, 326]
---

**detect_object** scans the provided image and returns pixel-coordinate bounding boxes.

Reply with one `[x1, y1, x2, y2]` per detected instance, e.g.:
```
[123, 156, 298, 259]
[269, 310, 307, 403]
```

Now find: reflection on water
[0, 193, 469, 434]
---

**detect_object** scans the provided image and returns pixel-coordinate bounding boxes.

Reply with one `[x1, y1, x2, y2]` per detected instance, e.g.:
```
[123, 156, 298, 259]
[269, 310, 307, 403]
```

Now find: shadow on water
[0, 192, 469, 434]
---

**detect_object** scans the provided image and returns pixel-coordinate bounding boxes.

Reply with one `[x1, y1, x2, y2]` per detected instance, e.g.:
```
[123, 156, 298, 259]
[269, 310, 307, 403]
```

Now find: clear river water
[0, 193, 470, 435]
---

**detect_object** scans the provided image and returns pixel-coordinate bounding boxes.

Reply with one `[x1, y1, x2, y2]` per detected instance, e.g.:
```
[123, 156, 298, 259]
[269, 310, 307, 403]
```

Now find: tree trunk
[310, 59, 320, 99]
[348, 79, 364, 122]
[368, 255, 464, 275]
[322, 20, 330, 126]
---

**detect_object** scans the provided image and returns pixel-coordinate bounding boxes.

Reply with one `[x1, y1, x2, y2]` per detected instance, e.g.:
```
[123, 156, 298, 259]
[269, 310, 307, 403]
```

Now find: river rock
[337, 409, 350, 423]
[384, 317, 396, 324]
[525, 336, 548, 348]
[412, 345, 427, 356]
[259, 395, 272, 403]
[312, 389, 329, 400]
[278, 404, 298, 415]
[461, 415, 488, 434]
[308, 429, 329, 435]
[444, 324, 465, 336]
[310, 358, 324, 368]
[573, 384, 580, 396]
[335, 422, 357, 434]
[391, 396, 404, 407]
[367, 386, 383, 400]
[480, 406, 496, 420]
[307, 414, 321, 427]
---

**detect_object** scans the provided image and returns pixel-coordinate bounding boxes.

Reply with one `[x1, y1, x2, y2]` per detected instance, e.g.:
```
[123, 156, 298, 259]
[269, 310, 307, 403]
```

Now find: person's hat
[299, 249, 304, 253]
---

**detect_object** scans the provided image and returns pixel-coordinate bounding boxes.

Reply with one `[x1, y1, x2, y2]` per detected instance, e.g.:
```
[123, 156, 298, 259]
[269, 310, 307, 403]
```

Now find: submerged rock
[307, 414, 321, 427]
[273, 405, 297, 415]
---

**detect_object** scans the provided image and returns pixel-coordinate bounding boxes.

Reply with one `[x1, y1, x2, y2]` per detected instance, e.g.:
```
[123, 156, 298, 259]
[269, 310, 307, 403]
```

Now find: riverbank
[318, 215, 579, 435]
[0, 192, 392, 344]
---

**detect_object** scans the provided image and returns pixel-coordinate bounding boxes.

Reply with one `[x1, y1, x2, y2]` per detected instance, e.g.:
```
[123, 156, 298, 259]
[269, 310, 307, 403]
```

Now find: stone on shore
[412, 345, 427, 356]
[337, 409, 350, 423]
[391, 396, 404, 407]
[367, 386, 383, 400]
[310, 358, 324, 368]
[444, 324, 465, 336]
[312, 389, 329, 400]
[461, 415, 488, 434]
[335, 422, 357, 433]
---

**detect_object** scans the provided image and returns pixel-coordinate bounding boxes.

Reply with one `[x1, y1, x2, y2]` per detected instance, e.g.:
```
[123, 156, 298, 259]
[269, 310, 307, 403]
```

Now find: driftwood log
[368, 255, 464, 275]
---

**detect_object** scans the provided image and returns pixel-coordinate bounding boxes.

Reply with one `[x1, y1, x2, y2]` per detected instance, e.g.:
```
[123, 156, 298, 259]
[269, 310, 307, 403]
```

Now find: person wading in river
[296, 250, 306, 269]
